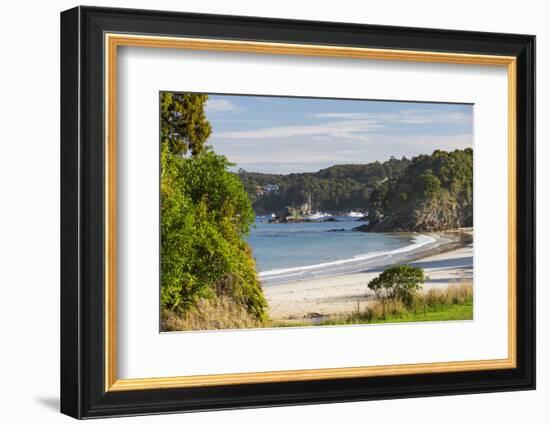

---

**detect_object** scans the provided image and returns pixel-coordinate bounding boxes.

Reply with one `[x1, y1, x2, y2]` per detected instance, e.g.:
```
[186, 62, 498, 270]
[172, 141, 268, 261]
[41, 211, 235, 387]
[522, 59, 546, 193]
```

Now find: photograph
[160, 92, 474, 331]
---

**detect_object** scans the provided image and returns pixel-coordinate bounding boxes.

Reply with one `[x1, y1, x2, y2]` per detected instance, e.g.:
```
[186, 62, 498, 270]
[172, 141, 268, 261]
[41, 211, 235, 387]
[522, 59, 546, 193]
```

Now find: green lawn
[366, 301, 473, 324]
[270, 301, 473, 328]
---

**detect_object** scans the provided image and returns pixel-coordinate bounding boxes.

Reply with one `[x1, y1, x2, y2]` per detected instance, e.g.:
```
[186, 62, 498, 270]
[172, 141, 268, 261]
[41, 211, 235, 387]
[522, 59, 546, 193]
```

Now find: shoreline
[260, 228, 472, 285]
[264, 230, 473, 322]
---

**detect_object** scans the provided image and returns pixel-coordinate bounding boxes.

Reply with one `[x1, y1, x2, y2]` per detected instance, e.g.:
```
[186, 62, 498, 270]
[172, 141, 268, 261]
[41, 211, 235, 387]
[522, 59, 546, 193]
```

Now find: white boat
[303, 212, 332, 220]
[347, 211, 365, 218]
[303, 212, 323, 220]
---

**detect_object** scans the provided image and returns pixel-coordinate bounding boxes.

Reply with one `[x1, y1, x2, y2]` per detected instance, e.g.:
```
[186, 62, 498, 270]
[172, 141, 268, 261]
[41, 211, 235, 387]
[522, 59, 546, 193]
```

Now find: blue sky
[204, 94, 473, 174]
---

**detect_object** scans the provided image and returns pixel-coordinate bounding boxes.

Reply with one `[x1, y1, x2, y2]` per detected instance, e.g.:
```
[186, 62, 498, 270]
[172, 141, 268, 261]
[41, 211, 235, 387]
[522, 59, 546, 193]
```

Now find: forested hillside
[238, 157, 411, 214]
[364, 148, 473, 232]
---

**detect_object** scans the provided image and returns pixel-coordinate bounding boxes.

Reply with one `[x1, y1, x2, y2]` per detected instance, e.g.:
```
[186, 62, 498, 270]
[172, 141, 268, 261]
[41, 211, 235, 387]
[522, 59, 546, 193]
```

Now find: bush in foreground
[160, 92, 268, 329]
[367, 264, 425, 306]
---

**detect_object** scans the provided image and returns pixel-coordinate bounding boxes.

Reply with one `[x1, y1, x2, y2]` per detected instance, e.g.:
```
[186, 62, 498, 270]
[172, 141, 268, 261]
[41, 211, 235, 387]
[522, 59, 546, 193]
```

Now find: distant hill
[237, 149, 473, 232]
[364, 148, 473, 232]
[237, 157, 412, 215]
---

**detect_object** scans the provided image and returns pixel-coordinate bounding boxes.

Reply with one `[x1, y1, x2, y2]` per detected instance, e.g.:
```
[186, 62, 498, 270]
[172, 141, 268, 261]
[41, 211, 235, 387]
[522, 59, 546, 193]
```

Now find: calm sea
[247, 217, 432, 285]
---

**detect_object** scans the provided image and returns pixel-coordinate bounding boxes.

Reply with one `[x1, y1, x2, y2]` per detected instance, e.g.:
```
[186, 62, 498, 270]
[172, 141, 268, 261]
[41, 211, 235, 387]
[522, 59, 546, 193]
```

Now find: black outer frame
[60, 5, 536, 419]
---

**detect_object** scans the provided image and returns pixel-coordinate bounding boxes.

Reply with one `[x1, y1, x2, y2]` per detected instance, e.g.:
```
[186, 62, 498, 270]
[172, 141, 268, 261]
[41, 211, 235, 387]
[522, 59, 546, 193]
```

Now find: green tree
[160, 92, 212, 156]
[367, 264, 425, 306]
[160, 92, 267, 324]
[416, 170, 442, 197]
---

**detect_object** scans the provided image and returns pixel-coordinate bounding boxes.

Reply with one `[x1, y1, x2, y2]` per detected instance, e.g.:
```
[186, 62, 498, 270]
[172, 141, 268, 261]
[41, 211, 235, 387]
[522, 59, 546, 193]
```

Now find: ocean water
[247, 217, 434, 285]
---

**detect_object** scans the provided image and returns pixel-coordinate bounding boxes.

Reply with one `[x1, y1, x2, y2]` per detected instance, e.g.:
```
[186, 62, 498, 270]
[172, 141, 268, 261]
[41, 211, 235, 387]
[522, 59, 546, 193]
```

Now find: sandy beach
[264, 234, 473, 321]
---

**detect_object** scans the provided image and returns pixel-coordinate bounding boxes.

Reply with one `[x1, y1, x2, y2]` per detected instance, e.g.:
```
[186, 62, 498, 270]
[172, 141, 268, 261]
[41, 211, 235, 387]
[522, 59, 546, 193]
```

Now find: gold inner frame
[104, 33, 517, 392]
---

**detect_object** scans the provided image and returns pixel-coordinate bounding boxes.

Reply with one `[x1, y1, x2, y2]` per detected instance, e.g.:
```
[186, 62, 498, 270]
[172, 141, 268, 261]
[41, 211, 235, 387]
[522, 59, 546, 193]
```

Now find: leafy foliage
[366, 149, 473, 231]
[160, 92, 212, 156]
[160, 92, 267, 323]
[367, 264, 425, 306]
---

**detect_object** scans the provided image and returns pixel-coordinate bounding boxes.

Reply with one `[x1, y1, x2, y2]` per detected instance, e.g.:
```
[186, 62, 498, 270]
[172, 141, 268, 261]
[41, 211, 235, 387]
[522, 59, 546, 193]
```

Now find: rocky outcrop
[359, 149, 473, 233]
[357, 192, 472, 233]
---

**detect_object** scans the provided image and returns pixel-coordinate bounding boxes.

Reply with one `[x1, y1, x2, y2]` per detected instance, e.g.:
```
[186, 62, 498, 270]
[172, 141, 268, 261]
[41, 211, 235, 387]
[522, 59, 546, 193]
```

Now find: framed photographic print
[60, 6, 536, 419]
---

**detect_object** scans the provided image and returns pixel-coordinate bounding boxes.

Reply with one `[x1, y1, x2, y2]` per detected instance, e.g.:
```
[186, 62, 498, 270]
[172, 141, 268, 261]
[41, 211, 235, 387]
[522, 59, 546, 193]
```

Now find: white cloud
[209, 133, 472, 174]
[216, 119, 383, 142]
[205, 99, 245, 114]
[308, 109, 472, 126]
[214, 109, 471, 144]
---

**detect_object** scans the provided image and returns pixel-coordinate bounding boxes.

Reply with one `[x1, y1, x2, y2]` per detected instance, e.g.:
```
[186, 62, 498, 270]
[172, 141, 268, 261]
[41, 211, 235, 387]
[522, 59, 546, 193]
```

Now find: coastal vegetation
[338, 280, 473, 325]
[238, 157, 411, 215]
[275, 281, 473, 327]
[368, 264, 425, 306]
[161, 295, 264, 331]
[364, 148, 473, 232]
[160, 93, 267, 331]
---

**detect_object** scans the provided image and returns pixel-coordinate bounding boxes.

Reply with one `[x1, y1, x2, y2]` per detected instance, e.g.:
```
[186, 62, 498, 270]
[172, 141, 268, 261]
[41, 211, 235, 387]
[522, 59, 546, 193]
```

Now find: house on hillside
[255, 183, 280, 196]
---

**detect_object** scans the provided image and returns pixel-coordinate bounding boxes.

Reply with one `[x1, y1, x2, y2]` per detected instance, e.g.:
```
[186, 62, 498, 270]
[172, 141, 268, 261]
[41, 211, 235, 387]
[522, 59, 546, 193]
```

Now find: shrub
[159, 92, 268, 325]
[367, 264, 425, 306]
[160, 150, 268, 321]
